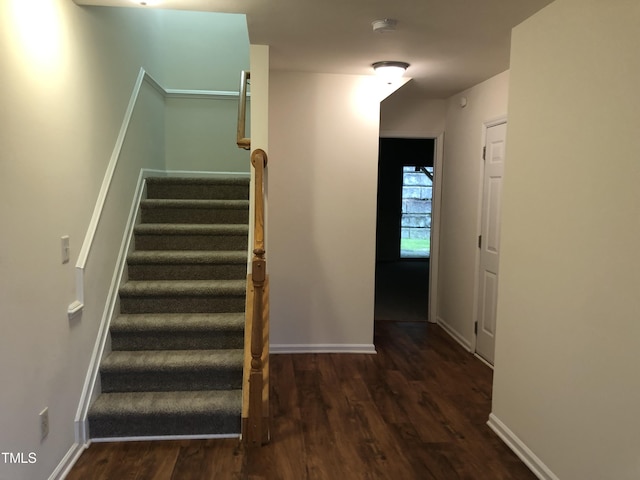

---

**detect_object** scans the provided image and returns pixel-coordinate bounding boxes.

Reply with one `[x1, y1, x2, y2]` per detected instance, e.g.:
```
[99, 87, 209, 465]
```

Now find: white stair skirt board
[270, 344, 377, 354]
[487, 413, 560, 480]
[91, 433, 241, 444]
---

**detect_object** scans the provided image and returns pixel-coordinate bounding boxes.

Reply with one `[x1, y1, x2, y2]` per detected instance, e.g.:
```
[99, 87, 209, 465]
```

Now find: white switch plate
[40, 407, 49, 440]
[61, 236, 70, 264]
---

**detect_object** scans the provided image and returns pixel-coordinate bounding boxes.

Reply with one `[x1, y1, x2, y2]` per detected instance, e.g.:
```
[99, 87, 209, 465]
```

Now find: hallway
[375, 260, 430, 322]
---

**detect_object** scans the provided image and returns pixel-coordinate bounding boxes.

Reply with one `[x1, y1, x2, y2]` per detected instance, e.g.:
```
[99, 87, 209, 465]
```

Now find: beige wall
[492, 1, 640, 479]
[437, 70, 510, 348]
[0, 3, 165, 479]
[0, 3, 249, 479]
[380, 82, 446, 136]
[268, 72, 382, 350]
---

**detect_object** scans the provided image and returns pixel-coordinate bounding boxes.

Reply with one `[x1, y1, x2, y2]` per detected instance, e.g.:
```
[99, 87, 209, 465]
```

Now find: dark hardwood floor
[67, 322, 535, 480]
[374, 260, 430, 322]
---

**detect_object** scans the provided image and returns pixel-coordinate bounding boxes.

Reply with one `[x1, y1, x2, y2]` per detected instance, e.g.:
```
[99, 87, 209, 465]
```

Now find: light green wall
[160, 9, 251, 172]
[164, 97, 250, 172]
[493, 1, 640, 478]
[159, 11, 249, 91]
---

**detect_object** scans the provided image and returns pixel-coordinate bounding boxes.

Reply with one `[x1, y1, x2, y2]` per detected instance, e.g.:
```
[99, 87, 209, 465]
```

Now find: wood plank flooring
[66, 322, 536, 480]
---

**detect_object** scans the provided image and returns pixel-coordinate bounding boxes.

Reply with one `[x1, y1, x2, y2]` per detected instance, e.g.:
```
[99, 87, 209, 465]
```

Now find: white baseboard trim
[487, 413, 559, 480]
[48, 443, 86, 480]
[91, 433, 240, 443]
[474, 352, 494, 370]
[270, 344, 377, 354]
[436, 317, 472, 352]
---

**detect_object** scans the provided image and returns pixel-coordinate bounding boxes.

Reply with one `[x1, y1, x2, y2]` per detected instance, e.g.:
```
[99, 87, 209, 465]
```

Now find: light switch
[61, 236, 70, 264]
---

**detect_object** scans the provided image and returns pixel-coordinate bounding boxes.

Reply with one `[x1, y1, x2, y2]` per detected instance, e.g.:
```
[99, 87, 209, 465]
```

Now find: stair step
[134, 223, 248, 251]
[119, 280, 246, 314]
[146, 176, 249, 201]
[100, 349, 243, 392]
[127, 251, 247, 280]
[89, 174, 251, 440]
[140, 199, 249, 225]
[110, 313, 244, 350]
[88, 390, 242, 438]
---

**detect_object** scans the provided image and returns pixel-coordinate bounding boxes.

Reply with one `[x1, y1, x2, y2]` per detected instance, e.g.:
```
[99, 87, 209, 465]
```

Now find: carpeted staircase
[88, 176, 249, 439]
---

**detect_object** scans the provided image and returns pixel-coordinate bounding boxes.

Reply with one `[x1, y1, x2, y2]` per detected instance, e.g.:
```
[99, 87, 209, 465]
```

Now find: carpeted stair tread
[146, 176, 249, 187]
[110, 313, 244, 351]
[134, 223, 249, 235]
[140, 201, 249, 225]
[102, 349, 243, 372]
[100, 350, 243, 392]
[119, 279, 246, 297]
[145, 175, 250, 186]
[127, 250, 247, 264]
[112, 313, 244, 334]
[133, 223, 249, 252]
[88, 390, 241, 438]
[140, 199, 249, 209]
[90, 390, 241, 417]
[146, 177, 250, 201]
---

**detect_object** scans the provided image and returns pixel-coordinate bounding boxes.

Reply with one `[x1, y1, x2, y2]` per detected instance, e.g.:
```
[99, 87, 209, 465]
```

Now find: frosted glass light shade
[372, 61, 410, 83]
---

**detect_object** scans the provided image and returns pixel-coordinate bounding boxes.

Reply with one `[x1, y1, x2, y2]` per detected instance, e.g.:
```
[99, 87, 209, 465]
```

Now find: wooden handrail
[237, 71, 251, 150]
[243, 148, 269, 446]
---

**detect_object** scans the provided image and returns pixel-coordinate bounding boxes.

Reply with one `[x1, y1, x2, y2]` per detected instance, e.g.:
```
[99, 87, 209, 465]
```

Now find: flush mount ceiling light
[372, 61, 410, 83]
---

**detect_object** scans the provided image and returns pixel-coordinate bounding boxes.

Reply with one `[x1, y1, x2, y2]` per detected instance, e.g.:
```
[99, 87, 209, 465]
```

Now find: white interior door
[475, 121, 507, 365]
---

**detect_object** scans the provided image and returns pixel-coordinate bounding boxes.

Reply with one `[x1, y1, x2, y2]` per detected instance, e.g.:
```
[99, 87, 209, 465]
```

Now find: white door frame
[471, 116, 507, 358]
[378, 130, 444, 323]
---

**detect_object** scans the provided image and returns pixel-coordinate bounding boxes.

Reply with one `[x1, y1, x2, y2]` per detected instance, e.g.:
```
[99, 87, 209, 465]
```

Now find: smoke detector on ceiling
[372, 19, 398, 33]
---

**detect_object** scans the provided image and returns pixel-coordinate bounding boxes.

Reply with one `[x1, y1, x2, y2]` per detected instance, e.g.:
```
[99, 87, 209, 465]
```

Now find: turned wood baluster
[247, 148, 267, 446]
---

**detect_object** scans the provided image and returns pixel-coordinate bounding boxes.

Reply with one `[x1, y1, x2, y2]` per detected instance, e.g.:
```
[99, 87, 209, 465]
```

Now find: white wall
[491, 1, 640, 479]
[268, 72, 382, 351]
[0, 3, 165, 479]
[380, 82, 446, 137]
[435, 71, 510, 348]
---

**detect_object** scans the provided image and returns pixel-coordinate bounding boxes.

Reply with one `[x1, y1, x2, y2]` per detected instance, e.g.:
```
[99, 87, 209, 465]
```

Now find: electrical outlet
[40, 408, 49, 440]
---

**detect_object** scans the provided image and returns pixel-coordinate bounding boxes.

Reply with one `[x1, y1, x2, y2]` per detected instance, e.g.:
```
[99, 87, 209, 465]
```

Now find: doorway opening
[375, 137, 435, 323]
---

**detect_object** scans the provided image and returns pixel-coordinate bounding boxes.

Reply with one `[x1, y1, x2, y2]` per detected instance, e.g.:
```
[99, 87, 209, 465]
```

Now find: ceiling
[74, 0, 554, 98]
